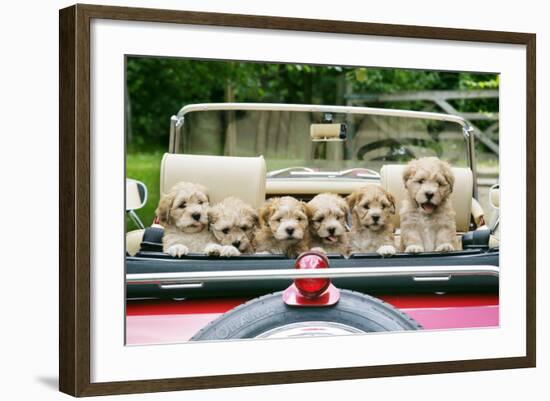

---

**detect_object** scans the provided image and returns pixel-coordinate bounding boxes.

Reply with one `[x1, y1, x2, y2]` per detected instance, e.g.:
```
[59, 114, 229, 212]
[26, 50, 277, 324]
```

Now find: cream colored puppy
[400, 157, 457, 253]
[156, 182, 214, 257]
[253, 196, 311, 258]
[307, 193, 350, 256]
[205, 197, 259, 257]
[347, 184, 397, 256]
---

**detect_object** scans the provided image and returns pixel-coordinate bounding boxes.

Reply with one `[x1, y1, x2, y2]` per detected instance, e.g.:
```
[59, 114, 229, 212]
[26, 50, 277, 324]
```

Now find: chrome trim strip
[127, 210, 145, 230]
[126, 265, 499, 285]
[159, 283, 204, 290]
[465, 125, 478, 199]
[169, 115, 184, 153]
[177, 103, 470, 128]
[413, 275, 451, 282]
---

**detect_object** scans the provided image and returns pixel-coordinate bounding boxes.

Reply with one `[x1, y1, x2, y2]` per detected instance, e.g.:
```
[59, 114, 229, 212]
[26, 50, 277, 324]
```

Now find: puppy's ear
[346, 191, 359, 209]
[386, 192, 397, 214]
[441, 161, 455, 192]
[194, 183, 209, 202]
[302, 202, 314, 221]
[258, 199, 275, 227]
[403, 160, 418, 188]
[156, 192, 175, 227]
[250, 210, 260, 227]
[338, 197, 350, 215]
[207, 207, 218, 224]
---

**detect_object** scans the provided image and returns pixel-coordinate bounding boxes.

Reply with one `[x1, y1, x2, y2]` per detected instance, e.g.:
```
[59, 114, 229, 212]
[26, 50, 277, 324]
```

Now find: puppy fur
[307, 193, 350, 256]
[205, 197, 259, 257]
[253, 196, 311, 258]
[347, 184, 397, 256]
[400, 157, 457, 253]
[156, 182, 214, 257]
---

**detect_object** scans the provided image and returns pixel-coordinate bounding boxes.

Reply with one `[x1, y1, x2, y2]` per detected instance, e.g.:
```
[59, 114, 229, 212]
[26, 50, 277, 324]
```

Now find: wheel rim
[254, 321, 366, 339]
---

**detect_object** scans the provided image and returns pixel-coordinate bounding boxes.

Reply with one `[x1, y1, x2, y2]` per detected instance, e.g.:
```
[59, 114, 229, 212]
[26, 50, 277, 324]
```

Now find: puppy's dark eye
[381, 204, 386, 209]
[363, 203, 369, 210]
[179, 202, 186, 209]
[276, 218, 282, 223]
[198, 200, 204, 205]
[221, 228, 230, 234]
[297, 217, 303, 222]
[240, 225, 249, 231]
[316, 216, 324, 223]
[417, 179, 425, 184]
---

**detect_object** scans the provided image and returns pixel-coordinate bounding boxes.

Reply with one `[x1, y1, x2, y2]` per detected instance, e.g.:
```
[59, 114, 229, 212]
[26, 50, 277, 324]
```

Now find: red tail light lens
[294, 252, 330, 298]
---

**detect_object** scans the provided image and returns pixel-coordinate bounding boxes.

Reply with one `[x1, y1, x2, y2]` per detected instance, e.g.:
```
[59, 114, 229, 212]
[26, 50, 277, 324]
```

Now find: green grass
[126, 151, 163, 231]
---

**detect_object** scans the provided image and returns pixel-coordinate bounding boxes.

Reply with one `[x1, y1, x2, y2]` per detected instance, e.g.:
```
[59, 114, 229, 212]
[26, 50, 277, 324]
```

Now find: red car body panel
[126, 294, 499, 345]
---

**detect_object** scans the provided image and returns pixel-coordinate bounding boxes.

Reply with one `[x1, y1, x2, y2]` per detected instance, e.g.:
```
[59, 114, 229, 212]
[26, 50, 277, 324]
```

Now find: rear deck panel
[126, 294, 499, 345]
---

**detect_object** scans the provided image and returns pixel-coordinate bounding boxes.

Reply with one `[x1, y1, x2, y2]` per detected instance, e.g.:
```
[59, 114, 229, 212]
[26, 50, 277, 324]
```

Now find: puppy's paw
[311, 247, 327, 254]
[405, 244, 424, 254]
[220, 245, 241, 257]
[377, 245, 396, 257]
[435, 243, 455, 253]
[204, 243, 223, 256]
[167, 244, 189, 257]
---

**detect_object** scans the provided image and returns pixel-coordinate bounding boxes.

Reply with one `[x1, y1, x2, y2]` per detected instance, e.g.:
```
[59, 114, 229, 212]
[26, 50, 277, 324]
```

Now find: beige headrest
[380, 164, 473, 232]
[160, 153, 266, 208]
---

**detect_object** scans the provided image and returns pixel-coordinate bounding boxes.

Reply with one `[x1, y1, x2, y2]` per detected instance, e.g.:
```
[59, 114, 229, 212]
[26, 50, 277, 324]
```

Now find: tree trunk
[224, 80, 237, 156]
[125, 80, 132, 144]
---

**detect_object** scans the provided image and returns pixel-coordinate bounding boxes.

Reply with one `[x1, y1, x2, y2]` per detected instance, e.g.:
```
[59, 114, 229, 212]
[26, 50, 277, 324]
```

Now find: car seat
[126, 153, 266, 255]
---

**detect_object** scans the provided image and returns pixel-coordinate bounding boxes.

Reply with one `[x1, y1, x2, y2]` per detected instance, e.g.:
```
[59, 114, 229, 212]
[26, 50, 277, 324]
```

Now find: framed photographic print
[59, 3, 536, 397]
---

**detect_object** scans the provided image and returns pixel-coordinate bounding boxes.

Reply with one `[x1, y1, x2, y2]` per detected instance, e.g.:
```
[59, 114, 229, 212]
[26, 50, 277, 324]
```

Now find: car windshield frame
[169, 103, 477, 196]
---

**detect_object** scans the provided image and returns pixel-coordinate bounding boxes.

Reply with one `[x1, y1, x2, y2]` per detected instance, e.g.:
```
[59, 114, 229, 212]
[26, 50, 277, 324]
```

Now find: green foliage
[126, 57, 499, 151]
[126, 58, 226, 151]
[349, 67, 449, 92]
[126, 58, 351, 150]
[459, 73, 499, 90]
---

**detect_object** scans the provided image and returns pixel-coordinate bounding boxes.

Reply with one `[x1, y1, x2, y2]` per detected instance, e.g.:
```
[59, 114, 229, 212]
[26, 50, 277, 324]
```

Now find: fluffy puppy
[347, 184, 397, 256]
[253, 196, 311, 258]
[307, 193, 350, 256]
[400, 157, 457, 253]
[205, 197, 259, 257]
[156, 182, 214, 257]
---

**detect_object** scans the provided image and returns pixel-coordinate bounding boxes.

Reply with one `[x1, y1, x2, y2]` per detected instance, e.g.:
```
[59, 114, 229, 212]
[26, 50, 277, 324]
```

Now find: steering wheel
[356, 138, 443, 162]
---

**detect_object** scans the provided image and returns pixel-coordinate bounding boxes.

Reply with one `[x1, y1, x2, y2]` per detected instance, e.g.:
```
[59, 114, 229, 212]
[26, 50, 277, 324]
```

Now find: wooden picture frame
[59, 3, 536, 396]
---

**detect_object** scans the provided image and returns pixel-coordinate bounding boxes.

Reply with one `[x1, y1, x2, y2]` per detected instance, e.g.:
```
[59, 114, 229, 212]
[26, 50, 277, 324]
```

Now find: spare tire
[191, 289, 421, 341]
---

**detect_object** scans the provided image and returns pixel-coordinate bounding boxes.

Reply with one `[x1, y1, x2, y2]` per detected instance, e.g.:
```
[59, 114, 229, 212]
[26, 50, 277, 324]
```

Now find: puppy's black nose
[328, 227, 336, 235]
[371, 214, 380, 223]
[191, 212, 201, 221]
[425, 192, 434, 200]
[286, 227, 295, 236]
[232, 240, 241, 248]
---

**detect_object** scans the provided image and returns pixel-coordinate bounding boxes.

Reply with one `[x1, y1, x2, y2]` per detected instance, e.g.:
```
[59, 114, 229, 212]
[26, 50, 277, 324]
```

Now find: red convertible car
[125, 103, 499, 344]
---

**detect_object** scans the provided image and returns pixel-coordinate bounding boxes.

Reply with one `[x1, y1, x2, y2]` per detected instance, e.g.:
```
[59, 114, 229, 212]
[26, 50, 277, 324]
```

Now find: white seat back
[160, 153, 266, 208]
